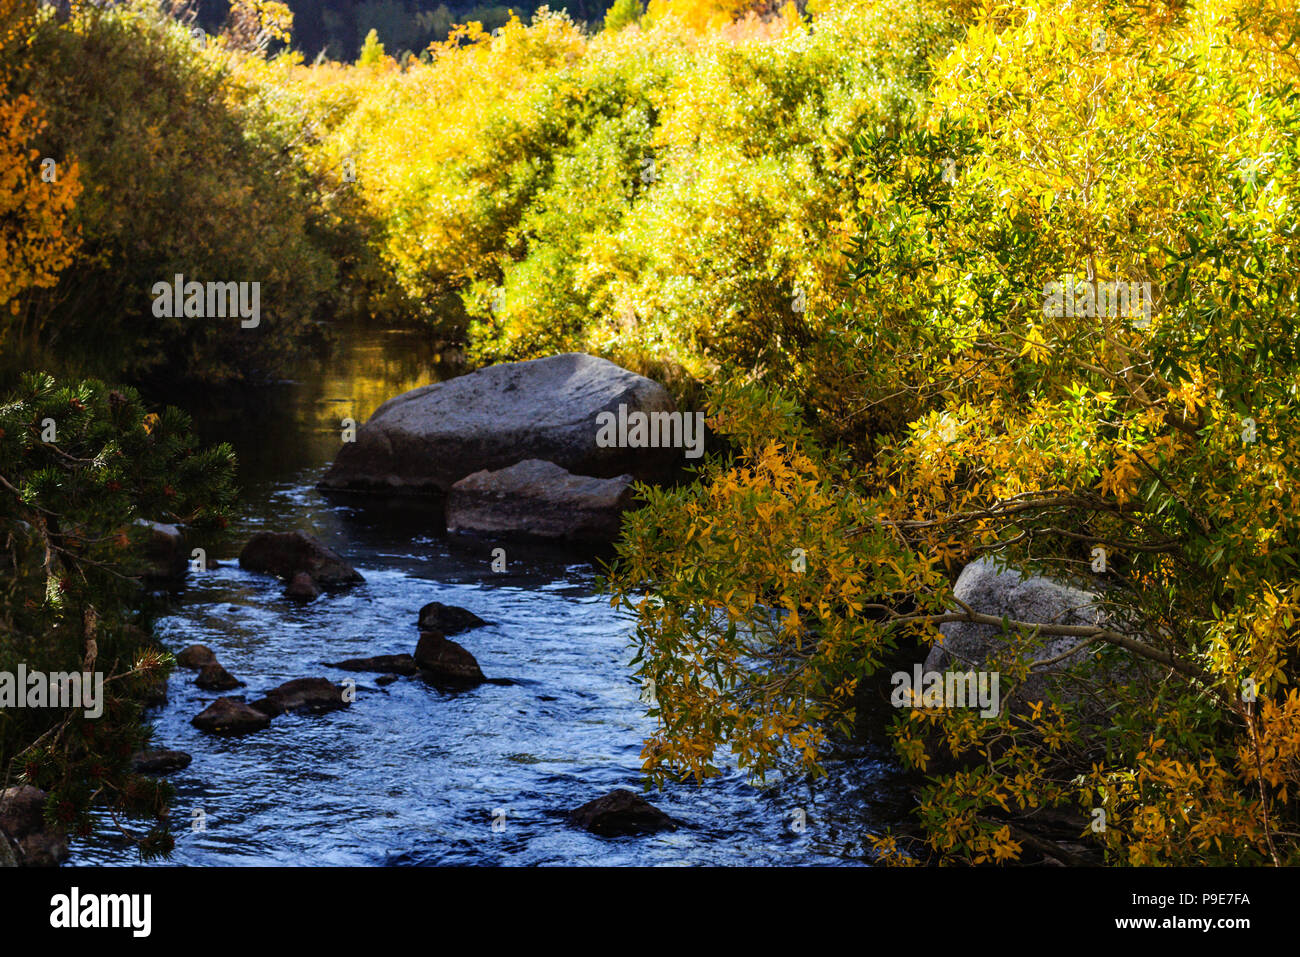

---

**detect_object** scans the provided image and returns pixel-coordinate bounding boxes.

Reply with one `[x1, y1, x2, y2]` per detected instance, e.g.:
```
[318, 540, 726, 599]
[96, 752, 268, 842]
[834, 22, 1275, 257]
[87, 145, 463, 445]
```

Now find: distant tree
[220, 0, 294, 52]
[603, 0, 640, 30]
[358, 25, 386, 64]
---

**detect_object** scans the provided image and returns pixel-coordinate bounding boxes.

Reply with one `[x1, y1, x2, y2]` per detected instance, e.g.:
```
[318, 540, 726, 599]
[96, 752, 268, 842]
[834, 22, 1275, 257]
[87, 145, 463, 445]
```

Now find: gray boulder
[447, 459, 635, 544]
[924, 557, 1129, 707]
[319, 353, 677, 495]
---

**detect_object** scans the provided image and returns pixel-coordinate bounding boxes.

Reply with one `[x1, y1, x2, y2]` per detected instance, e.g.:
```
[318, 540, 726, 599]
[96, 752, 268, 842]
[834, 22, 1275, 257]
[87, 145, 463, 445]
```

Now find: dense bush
[288, 0, 962, 394]
[605, 0, 1300, 865]
[0, 0, 340, 389]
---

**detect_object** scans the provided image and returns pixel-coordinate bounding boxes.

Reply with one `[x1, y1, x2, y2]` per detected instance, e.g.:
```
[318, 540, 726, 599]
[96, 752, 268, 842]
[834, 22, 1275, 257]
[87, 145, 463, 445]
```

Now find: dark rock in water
[326, 654, 418, 676]
[175, 643, 217, 669]
[414, 631, 486, 687]
[0, 786, 68, 866]
[191, 697, 271, 735]
[131, 749, 192, 775]
[318, 352, 678, 496]
[239, 531, 363, 586]
[134, 519, 187, 580]
[376, 674, 400, 687]
[447, 459, 635, 544]
[285, 571, 322, 602]
[249, 677, 351, 717]
[567, 789, 679, 837]
[416, 602, 487, 635]
[196, 661, 244, 691]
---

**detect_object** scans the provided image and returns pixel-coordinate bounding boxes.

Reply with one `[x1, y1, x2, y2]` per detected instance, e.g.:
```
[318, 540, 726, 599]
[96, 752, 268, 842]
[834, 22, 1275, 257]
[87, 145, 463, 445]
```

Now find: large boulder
[924, 557, 1128, 707]
[249, 677, 351, 717]
[416, 602, 487, 635]
[567, 789, 680, 837]
[447, 459, 635, 544]
[239, 531, 363, 587]
[318, 353, 678, 495]
[191, 697, 272, 735]
[0, 786, 68, 866]
[414, 632, 486, 687]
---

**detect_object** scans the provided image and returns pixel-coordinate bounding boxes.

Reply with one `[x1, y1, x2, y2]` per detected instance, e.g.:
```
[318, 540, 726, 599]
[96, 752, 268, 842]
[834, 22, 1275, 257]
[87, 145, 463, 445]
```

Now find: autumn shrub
[0, 0, 81, 328]
[604, 0, 1300, 866]
[0, 0, 338, 389]
[282, 0, 963, 395]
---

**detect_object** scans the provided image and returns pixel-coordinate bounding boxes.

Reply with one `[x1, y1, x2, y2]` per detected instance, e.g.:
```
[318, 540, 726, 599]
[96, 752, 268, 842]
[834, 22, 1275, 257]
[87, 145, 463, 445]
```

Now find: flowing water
[69, 324, 909, 866]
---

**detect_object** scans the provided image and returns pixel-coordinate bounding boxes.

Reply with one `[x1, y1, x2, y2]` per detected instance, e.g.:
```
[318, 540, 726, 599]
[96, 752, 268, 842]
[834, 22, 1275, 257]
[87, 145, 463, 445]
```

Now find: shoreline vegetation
[3, 0, 1300, 867]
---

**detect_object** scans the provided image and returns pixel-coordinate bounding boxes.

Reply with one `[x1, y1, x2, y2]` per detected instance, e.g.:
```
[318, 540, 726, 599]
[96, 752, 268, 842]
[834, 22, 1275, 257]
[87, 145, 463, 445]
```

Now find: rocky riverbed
[60, 324, 910, 866]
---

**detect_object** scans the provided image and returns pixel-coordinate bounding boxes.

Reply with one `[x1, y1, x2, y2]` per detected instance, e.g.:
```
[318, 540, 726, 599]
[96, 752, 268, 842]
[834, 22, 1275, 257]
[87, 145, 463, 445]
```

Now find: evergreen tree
[0, 373, 237, 859]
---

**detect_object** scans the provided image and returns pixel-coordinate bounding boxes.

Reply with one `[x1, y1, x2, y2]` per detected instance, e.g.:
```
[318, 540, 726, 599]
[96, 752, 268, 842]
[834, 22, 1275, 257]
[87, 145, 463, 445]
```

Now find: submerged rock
[239, 531, 363, 587]
[285, 571, 321, 602]
[416, 602, 487, 635]
[0, 786, 68, 866]
[318, 352, 678, 495]
[175, 643, 217, 669]
[326, 654, 418, 676]
[414, 631, 486, 687]
[131, 749, 193, 775]
[191, 697, 272, 735]
[196, 661, 244, 691]
[249, 677, 351, 717]
[447, 459, 635, 544]
[567, 789, 679, 837]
